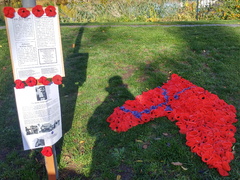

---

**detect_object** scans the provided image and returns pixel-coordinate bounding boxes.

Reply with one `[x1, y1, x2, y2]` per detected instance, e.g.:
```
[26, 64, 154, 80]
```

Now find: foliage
[197, 0, 240, 20]
[57, 0, 240, 23]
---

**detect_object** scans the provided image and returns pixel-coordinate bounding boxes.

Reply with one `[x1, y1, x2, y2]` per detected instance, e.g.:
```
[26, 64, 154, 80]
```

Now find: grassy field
[0, 22, 240, 179]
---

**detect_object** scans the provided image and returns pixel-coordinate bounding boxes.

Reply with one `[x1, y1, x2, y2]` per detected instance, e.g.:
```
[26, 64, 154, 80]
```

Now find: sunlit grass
[0, 24, 239, 179]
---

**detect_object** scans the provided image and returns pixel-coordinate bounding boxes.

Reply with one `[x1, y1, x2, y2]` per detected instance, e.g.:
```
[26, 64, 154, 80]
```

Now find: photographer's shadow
[87, 76, 135, 178]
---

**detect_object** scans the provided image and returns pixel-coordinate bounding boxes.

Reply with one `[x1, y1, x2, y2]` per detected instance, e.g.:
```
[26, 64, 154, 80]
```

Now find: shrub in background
[0, 0, 239, 24]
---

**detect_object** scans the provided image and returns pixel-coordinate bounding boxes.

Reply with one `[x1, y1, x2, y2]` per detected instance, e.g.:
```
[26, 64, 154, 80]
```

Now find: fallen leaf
[135, 139, 143, 143]
[151, 124, 158, 129]
[80, 141, 85, 144]
[116, 175, 121, 180]
[163, 133, 169, 136]
[142, 144, 148, 149]
[171, 162, 183, 166]
[135, 160, 143, 162]
[181, 166, 188, 170]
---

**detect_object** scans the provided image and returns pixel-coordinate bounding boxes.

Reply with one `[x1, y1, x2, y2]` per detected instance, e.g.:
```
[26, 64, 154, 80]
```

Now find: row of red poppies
[3, 5, 57, 18]
[14, 75, 62, 88]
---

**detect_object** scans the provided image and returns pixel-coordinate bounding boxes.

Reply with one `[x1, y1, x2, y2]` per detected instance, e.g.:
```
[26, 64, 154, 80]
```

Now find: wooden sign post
[44, 146, 58, 180]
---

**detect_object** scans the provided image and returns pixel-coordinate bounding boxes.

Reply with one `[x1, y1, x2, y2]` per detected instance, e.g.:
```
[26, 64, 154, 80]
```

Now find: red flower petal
[217, 168, 229, 176]
[38, 76, 51, 85]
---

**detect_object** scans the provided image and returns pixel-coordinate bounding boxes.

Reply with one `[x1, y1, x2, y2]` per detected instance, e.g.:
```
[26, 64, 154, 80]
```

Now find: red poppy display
[3, 6, 15, 18]
[32, 5, 44, 17]
[38, 76, 51, 85]
[4, 5, 58, 18]
[52, 75, 62, 85]
[45, 6, 56, 17]
[41, 146, 53, 157]
[25, 76, 37, 86]
[107, 74, 237, 176]
[14, 79, 25, 89]
[18, 7, 30, 18]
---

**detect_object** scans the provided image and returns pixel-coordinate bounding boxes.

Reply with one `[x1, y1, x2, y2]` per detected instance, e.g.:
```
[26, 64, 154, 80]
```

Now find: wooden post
[38, 78, 59, 180]
[44, 145, 59, 180]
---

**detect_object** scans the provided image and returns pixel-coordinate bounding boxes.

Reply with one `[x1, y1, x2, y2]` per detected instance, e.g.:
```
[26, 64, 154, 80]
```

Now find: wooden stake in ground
[44, 145, 59, 180]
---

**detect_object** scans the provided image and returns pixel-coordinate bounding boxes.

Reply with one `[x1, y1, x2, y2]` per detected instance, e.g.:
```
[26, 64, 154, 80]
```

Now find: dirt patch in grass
[113, 163, 134, 180]
[59, 163, 88, 180]
[122, 65, 138, 80]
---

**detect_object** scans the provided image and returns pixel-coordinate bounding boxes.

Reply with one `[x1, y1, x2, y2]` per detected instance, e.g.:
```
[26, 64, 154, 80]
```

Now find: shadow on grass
[87, 76, 135, 179]
[57, 26, 89, 178]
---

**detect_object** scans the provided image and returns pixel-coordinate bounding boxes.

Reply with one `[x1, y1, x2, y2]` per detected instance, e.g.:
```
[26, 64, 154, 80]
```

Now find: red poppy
[124, 100, 144, 111]
[18, 7, 30, 18]
[52, 75, 62, 85]
[225, 151, 234, 161]
[201, 152, 213, 163]
[32, 5, 44, 17]
[41, 146, 53, 157]
[217, 168, 229, 176]
[14, 79, 25, 89]
[38, 76, 51, 85]
[45, 6, 56, 17]
[3, 7, 15, 18]
[141, 113, 151, 122]
[25, 77, 37, 86]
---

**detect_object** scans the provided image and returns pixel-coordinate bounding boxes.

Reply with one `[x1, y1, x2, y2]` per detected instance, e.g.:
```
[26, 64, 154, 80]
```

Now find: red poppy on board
[25, 77, 37, 86]
[38, 76, 51, 85]
[32, 5, 44, 17]
[41, 146, 53, 157]
[14, 79, 25, 89]
[18, 7, 30, 18]
[3, 6, 15, 18]
[52, 75, 62, 85]
[45, 6, 56, 17]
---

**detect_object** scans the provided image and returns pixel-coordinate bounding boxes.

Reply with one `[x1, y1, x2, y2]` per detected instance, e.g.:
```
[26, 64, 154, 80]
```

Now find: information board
[5, 7, 65, 80]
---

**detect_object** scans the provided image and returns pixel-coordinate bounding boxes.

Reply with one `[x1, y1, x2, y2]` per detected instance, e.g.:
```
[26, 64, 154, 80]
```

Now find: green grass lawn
[0, 23, 240, 179]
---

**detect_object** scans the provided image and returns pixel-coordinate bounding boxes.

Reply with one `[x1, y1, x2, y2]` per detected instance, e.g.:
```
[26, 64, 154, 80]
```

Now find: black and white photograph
[36, 85, 47, 101]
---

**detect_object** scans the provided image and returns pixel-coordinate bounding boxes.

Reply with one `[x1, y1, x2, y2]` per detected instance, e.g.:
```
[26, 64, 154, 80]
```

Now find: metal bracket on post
[196, 0, 199, 21]
[21, 0, 36, 8]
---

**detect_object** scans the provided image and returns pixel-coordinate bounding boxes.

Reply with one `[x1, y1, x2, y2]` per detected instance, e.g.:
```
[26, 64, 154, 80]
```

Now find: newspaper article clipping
[14, 83, 62, 150]
[5, 7, 65, 80]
